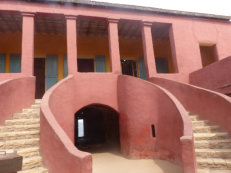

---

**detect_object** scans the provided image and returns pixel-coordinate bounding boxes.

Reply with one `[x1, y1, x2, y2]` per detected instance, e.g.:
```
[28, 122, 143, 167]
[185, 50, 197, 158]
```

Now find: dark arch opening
[74, 105, 120, 153]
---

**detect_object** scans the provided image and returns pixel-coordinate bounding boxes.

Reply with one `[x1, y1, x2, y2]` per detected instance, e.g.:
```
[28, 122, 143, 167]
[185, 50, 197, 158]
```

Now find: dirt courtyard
[92, 152, 183, 173]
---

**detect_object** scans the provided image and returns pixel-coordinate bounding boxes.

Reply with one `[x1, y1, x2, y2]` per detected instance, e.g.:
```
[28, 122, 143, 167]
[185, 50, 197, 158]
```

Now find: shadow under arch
[74, 104, 121, 154]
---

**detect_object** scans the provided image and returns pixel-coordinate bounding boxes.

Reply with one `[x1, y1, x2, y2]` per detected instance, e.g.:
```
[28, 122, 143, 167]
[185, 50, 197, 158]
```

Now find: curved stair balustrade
[150, 77, 231, 136]
[40, 75, 92, 173]
[150, 77, 231, 173]
[40, 73, 195, 173]
[0, 76, 35, 125]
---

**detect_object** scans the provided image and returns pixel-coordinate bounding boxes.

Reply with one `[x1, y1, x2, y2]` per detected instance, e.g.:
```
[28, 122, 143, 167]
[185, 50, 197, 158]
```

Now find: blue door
[10, 54, 21, 73]
[46, 55, 58, 90]
[138, 57, 146, 80]
[96, 56, 106, 72]
[0, 54, 5, 73]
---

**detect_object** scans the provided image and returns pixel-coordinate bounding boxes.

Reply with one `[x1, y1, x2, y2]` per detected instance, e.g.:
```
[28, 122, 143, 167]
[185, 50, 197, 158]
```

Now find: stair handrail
[0, 76, 35, 125]
[40, 75, 92, 173]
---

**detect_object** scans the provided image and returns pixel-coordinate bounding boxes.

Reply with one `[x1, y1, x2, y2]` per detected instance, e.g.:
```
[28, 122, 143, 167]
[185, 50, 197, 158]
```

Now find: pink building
[0, 0, 231, 173]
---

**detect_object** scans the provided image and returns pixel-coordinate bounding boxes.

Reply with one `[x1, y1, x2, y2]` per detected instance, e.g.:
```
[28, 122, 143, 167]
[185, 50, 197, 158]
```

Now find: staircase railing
[150, 77, 231, 173]
[0, 76, 35, 125]
[40, 73, 195, 173]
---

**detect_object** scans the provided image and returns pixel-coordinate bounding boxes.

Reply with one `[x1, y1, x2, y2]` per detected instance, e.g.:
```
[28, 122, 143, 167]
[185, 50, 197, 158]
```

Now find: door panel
[34, 58, 45, 99]
[0, 54, 5, 73]
[96, 56, 106, 72]
[46, 55, 58, 90]
[138, 57, 146, 80]
[77, 59, 94, 72]
[10, 54, 21, 73]
[121, 59, 137, 77]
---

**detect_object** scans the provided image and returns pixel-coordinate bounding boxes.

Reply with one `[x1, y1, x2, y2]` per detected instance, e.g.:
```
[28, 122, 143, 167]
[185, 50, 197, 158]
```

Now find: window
[199, 44, 217, 67]
[78, 119, 84, 137]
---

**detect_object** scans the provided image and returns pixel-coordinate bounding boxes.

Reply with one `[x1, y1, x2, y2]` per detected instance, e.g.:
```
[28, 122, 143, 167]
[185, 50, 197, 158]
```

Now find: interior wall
[0, 32, 22, 72]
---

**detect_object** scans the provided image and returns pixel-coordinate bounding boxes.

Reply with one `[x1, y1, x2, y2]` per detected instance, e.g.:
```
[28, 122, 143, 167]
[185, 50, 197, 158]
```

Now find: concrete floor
[92, 152, 183, 173]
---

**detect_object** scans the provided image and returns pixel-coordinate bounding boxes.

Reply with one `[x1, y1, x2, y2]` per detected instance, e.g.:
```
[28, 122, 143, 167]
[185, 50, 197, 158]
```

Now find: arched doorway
[74, 105, 120, 153]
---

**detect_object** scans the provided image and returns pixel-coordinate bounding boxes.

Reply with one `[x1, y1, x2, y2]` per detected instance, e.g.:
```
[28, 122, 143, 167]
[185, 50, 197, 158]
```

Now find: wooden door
[34, 58, 45, 99]
[77, 59, 94, 72]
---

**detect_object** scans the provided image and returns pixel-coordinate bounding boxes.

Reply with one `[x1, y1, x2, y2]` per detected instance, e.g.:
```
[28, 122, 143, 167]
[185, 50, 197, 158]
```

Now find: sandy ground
[92, 152, 183, 173]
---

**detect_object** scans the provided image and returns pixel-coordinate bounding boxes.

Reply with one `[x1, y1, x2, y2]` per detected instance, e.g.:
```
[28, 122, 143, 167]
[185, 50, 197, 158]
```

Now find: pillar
[108, 19, 121, 74]
[66, 15, 78, 75]
[21, 12, 34, 75]
[141, 21, 156, 79]
[169, 25, 179, 73]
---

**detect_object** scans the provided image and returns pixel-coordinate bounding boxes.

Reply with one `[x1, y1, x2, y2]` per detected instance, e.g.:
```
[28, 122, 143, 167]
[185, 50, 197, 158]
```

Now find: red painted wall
[150, 77, 231, 137]
[189, 56, 231, 95]
[40, 73, 195, 173]
[0, 76, 35, 124]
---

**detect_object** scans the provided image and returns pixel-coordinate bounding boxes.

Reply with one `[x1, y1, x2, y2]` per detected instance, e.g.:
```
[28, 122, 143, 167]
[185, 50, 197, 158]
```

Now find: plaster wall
[189, 56, 231, 94]
[150, 77, 231, 137]
[0, 76, 35, 125]
[40, 73, 195, 172]
[0, 1, 231, 83]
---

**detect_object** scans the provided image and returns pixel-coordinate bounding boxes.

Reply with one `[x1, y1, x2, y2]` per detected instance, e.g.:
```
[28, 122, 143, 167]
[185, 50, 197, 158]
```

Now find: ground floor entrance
[34, 58, 45, 99]
[74, 105, 120, 153]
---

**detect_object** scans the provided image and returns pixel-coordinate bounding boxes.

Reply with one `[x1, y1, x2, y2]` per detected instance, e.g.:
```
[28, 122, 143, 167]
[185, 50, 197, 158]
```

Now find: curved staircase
[0, 99, 48, 173]
[190, 113, 231, 172]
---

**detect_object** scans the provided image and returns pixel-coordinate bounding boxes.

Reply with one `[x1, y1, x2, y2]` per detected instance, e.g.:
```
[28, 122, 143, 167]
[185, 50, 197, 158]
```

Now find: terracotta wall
[189, 56, 231, 94]
[150, 77, 231, 136]
[0, 76, 35, 125]
[40, 73, 195, 173]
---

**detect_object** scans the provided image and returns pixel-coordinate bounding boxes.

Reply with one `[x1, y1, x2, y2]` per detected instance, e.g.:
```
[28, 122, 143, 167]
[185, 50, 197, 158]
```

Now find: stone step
[194, 132, 229, 140]
[18, 167, 48, 173]
[196, 149, 231, 158]
[22, 156, 42, 170]
[197, 169, 231, 173]
[22, 108, 40, 114]
[193, 125, 220, 133]
[17, 146, 40, 158]
[0, 124, 40, 132]
[5, 119, 40, 126]
[0, 138, 39, 149]
[197, 157, 231, 170]
[190, 115, 199, 121]
[0, 130, 39, 141]
[35, 99, 41, 104]
[13, 112, 40, 119]
[31, 104, 41, 109]
[192, 120, 210, 126]
[195, 139, 231, 149]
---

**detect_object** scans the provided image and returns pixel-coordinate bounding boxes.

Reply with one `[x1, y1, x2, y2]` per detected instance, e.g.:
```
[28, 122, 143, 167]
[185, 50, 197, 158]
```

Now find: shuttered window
[10, 54, 21, 73]
[96, 56, 106, 72]
[46, 55, 58, 90]
[138, 57, 146, 80]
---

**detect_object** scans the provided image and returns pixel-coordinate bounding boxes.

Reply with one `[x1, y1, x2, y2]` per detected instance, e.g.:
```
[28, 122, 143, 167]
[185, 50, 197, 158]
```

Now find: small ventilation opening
[151, 124, 156, 137]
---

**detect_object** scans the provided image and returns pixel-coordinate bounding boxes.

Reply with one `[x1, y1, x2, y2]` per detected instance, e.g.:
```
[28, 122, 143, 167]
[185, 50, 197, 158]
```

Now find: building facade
[0, 0, 231, 173]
